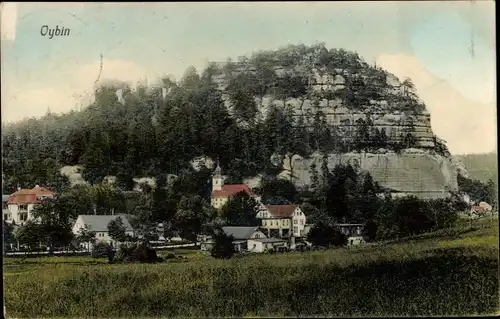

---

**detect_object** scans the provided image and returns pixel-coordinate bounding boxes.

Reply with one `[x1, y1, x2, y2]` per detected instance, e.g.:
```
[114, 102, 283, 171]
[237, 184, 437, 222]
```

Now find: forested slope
[2, 43, 453, 194]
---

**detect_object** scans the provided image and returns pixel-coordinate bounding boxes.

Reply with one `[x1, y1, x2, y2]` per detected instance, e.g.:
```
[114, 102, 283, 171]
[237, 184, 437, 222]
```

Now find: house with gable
[200, 226, 287, 253]
[256, 204, 307, 238]
[72, 214, 134, 248]
[5, 185, 56, 225]
[211, 164, 260, 209]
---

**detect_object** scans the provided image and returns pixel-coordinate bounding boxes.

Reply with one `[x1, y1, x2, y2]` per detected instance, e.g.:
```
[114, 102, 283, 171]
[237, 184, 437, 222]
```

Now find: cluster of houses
[3, 166, 369, 253]
[2, 185, 134, 250]
[202, 165, 365, 253]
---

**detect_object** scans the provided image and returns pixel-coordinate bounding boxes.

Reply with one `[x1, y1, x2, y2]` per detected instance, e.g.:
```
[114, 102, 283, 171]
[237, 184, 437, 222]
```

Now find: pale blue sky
[1, 2, 496, 154]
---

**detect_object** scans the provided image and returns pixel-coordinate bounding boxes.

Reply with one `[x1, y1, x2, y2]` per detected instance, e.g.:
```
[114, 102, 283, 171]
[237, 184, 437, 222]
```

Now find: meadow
[4, 217, 499, 318]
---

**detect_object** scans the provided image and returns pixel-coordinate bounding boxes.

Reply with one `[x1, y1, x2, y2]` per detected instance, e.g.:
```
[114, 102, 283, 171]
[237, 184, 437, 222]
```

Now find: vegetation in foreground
[4, 218, 498, 318]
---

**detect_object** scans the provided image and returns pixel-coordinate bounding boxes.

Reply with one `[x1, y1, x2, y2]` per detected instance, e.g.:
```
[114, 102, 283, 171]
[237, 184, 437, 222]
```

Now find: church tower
[212, 163, 224, 191]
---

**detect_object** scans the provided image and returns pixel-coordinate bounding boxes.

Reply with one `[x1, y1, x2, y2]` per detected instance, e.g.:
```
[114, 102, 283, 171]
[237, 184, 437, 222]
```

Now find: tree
[173, 195, 212, 242]
[75, 224, 97, 251]
[353, 118, 370, 151]
[220, 191, 260, 226]
[32, 197, 75, 253]
[307, 223, 347, 247]
[14, 221, 44, 250]
[486, 179, 498, 210]
[128, 199, 159, 243]
[107, 217, 128, 243]
[401, 77, 417, 100]
[210, 230, 235, 259]
[3, 220, 16, 251]
[309, 162, 320, 192]
[362, 219, 378, 242]
[259, 177, 298, 205]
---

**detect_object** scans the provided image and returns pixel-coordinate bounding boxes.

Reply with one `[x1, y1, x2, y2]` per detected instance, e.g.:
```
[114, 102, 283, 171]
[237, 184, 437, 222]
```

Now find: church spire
[212, 161, 223, 191]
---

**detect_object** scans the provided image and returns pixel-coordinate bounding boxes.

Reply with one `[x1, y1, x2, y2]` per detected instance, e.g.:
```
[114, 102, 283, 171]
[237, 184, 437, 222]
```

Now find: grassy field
[4, 217, 499, 318]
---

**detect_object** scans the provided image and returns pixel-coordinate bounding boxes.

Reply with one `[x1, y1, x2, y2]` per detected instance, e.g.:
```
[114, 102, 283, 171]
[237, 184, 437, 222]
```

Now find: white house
[5, 186, 56, 225]
[247, 237, 289, 253]
[256, 204, 307, 238]
[200, 226, 285, 253]
[72, 214, 134, 248]
[336, 224, 365, 246]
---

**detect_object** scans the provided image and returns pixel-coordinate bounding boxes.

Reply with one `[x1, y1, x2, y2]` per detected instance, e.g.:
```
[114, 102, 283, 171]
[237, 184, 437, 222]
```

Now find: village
[3, 160, 495, 258]
[2, 163, 372, 256]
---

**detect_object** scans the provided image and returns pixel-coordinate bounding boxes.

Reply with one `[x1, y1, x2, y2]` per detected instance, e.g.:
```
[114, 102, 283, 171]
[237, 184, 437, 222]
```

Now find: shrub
[211, 231, 235, 259]
[113, 244, 163, 263]
[91, 242, 114, 260]
[133, 244, 163, 263]
[113, 245, 137, 262]
[307, 223, 347, 248]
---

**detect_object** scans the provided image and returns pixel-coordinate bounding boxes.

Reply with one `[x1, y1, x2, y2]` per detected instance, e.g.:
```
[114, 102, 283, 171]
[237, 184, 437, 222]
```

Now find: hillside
[1, 43, 458, 197]
[455, 153, 498, 185]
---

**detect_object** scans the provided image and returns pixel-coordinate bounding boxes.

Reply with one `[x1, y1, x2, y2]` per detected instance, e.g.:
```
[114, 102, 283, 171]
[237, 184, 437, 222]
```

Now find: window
[294, 220, 298, 225]
[300, 219, 304, 225]
[19, 205, 28, 210]
[255, 233, 260, 239]
[294, 226, 298, 233]
[4, 213, 8, 220]
[253, 244, 256, 249]
[2, 202, 7, 210]
[20, 213, 28, 221]
[263, 220, 267, 226]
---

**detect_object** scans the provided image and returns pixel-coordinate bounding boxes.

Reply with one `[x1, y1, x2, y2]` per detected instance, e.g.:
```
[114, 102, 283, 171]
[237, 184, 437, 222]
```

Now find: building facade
[211, 164, 259, 209]
[336, 224, 365, 246]
[257, 204, 307, 238]
[5, 186, 56, 225]
[72, 214, 134, 248]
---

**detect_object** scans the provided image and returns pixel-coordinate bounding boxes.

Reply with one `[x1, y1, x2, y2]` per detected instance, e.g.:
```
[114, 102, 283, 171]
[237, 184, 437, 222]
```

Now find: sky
[0, 1, 496, 154]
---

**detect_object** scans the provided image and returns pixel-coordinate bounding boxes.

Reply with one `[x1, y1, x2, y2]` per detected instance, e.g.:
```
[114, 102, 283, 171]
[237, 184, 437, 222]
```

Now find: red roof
[212, 184, 255, 198]
[265, 205, 298, 218]
[8, 186, 55, 205]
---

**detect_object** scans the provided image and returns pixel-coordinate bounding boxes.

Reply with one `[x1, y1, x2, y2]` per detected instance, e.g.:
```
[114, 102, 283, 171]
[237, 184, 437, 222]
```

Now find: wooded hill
[2, 43, 448, 192]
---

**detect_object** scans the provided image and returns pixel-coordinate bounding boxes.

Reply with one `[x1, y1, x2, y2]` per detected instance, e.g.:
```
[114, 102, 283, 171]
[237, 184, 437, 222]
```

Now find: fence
[5, 243, 197, 258]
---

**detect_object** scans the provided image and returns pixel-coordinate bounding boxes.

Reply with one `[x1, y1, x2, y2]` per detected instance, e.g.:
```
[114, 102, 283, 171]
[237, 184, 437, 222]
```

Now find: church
[211, 164, 260, 209]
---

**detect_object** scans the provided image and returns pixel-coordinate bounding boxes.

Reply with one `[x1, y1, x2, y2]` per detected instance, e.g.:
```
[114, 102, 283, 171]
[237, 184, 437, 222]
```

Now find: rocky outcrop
[279, 151, 458, 199]
[209, 52, 460, 198]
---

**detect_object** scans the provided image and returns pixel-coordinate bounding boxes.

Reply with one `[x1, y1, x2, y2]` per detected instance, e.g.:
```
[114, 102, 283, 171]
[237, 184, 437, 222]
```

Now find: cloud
[1, 59, 155, 122]
[1, 2, 17, 41]
[377, 53, 496, 155]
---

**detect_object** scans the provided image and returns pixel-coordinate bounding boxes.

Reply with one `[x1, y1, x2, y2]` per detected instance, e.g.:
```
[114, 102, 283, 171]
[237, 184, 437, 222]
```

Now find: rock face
[282, 151, 458, 198]
[209, 47, 460, 199]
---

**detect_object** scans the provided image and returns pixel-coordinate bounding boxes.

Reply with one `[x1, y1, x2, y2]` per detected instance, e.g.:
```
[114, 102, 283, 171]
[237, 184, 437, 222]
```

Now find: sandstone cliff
[208, 45, 460, 198]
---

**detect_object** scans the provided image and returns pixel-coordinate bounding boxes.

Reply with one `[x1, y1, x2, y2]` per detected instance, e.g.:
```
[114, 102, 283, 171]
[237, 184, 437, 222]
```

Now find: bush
[113, 244, 163, 263]
[113, 245, 137, 262]
[133, 244, 163, 263]
[307, 223, 347, 248]
[91, 242, 114, 260]
[211, 231, 235, 259]
[165, 253, 177, 260]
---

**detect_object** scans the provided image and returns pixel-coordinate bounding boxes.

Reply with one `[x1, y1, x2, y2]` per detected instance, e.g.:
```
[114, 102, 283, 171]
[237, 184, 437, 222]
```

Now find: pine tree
[309, 162, 320, 191]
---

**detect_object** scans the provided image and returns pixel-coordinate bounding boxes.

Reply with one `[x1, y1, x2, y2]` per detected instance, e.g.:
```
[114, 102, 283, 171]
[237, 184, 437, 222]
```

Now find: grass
[4, 217, 499, 317]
